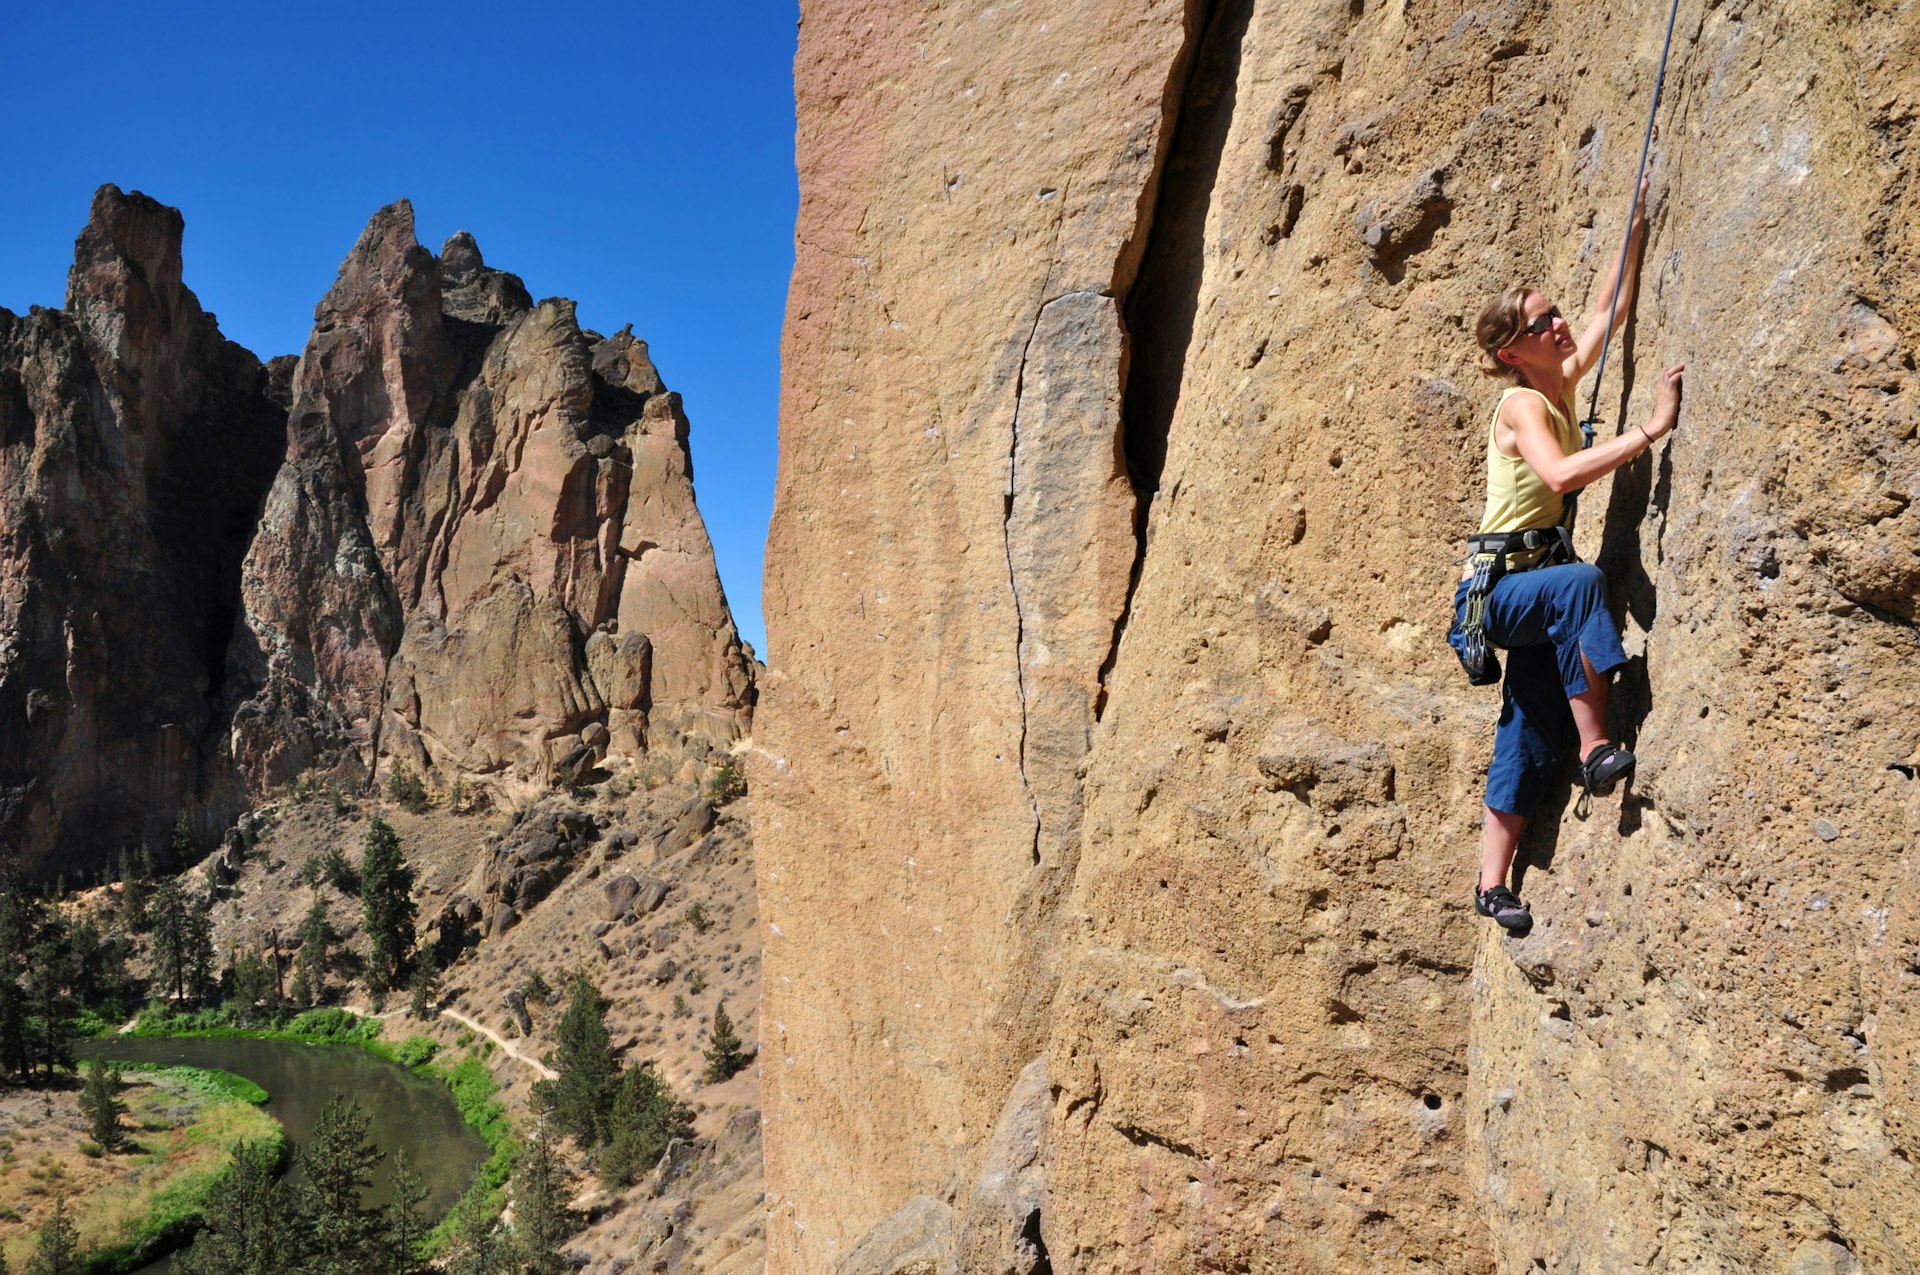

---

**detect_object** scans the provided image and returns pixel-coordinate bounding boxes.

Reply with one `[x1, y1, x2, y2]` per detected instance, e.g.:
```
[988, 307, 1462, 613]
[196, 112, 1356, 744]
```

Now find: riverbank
[124, 1006, 517, 1250]
[0, 1066, 281, 1273]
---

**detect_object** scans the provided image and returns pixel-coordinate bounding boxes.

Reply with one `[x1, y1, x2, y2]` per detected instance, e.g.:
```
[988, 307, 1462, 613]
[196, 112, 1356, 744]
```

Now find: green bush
[436, 1056, 517, 1190]
[132, 1003, 240, 1036]
[70, 1007, 122, 1039]
[386, 766, 431, 814]
[318, 843, 358, 894]
[706, 757, 746, 806]
[392, 1035, 439, 1069]
[284, 1007, 384, 1044]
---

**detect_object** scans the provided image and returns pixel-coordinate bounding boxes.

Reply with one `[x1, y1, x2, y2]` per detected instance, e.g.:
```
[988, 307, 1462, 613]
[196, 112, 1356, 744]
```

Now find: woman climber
[1449, 178, 1684, 932]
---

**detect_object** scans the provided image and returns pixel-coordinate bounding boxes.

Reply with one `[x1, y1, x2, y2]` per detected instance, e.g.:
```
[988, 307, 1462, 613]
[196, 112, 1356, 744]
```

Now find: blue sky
[0, 1, 796, 656]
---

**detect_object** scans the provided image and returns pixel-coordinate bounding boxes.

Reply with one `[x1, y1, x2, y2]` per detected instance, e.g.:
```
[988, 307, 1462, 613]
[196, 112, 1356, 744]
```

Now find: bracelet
[1638, 424, 1655, 447]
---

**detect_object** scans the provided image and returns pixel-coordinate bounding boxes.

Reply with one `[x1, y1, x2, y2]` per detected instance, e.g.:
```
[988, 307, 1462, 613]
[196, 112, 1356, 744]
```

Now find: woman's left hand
[1630, 176, 1650, 239]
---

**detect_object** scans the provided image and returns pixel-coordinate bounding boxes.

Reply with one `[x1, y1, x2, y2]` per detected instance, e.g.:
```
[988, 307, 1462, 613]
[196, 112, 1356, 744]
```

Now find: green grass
[71, 1007, 127, 1039]
[104, 1062, 269, 1105]
[77, 1128, 289, 1274]
[0, 1067, 285, 1275]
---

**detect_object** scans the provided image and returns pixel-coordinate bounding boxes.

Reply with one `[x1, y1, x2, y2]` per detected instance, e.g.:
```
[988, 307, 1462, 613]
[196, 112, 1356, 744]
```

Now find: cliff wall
[228, 201, 755, 803]
[758, 1, 1920, 1271]
[0, 187, 285, 870]
[0, 191, 754, 876]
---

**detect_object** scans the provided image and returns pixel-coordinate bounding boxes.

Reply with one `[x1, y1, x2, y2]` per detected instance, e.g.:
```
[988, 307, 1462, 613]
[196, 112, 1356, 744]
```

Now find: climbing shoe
[1474, 884, 1532, 932]
[1581, 742, 1635, 793]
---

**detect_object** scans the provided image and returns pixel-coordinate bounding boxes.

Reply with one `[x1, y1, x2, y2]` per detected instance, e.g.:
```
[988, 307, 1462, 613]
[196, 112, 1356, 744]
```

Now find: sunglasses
[1516, 306, 1563, 338]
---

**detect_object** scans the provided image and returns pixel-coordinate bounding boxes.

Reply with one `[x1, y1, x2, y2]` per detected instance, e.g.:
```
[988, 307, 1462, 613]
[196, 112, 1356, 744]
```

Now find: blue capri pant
[1448, 562, 1628, 817]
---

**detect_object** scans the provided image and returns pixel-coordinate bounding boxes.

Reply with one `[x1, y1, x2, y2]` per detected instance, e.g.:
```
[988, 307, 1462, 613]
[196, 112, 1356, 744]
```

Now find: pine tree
[185, 899, 218, 1006]
[168, 811, 197, 867]
[66, 916, 115, 1015]
[360, 817, 416, 992]
[24, 1196, 81, 1275]
[149, 877, 190, 1005]
[0, 856, 34, 1081]
[442, 1193, 511, 1275]
[512, 1126, 574, 1275]
[117, 847, 152, 934]
[297, 1091, 386, 1275]
[703, 1000, 750, 1084]
[227, 949, 278, 1026]
[408, 952, 439, 1021]
[385, 1145, 430, 1274]
[24, 911, 74, 1080]
[289, 960, 314, 1012]
[295, 893, 335, 1007]
[598, 1061, 692, 1187]
[80, 1056, 125, 1150]
[170, 1139, 300, 1275]
[544, 972, 617, 1147]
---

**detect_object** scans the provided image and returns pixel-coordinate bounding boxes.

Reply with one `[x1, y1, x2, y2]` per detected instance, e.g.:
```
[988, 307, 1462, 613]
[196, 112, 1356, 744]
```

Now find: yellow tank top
[1476, 386, 1582, 567]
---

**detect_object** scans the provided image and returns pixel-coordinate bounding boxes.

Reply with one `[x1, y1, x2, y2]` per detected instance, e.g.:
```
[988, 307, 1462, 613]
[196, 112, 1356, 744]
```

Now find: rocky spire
[0, 186, 286, 873]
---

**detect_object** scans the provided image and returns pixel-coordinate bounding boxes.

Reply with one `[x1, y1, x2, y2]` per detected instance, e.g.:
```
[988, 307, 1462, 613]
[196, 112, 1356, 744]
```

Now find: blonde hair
[1475, 287, 1533, 382]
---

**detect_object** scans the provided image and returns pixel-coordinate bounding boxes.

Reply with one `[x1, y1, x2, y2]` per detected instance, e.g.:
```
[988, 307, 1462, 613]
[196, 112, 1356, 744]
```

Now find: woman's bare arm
[1563, 178, 1649, 385]
[1503, 364, 1686, 494]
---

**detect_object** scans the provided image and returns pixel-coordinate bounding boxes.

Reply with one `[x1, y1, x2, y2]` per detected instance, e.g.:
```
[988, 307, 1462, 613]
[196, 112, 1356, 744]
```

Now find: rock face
[1, 188, 754, 879]
[0, 186, 286, 870]
[228, 201, 755, 802]
[759, 3, 1920, 1273]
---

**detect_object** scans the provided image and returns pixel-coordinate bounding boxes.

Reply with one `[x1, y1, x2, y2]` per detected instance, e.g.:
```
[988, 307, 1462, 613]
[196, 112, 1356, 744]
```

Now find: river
[75, 1035, 489, 1273]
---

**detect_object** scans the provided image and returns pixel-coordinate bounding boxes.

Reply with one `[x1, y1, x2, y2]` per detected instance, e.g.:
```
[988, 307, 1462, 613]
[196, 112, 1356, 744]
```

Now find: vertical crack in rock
[1003, 302, 1051, 864]
[1000, 0, 1253, 874]
[1098, 0, 1255, 715]
[1005, 289, 1135, 871]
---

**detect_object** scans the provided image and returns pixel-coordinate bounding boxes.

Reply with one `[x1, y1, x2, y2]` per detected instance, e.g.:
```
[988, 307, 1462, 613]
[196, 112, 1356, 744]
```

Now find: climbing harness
[1455, 528, 1577, 686]
[1457, 0, 1683, 689]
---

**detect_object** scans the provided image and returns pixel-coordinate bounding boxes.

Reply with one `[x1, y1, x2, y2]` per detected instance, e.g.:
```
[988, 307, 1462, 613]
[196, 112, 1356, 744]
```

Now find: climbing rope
[1567, 0, 1685, 531]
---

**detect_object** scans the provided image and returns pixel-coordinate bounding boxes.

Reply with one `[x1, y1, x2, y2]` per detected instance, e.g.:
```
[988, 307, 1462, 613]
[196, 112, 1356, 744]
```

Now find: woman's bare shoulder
[1497, 386, 1552, 424]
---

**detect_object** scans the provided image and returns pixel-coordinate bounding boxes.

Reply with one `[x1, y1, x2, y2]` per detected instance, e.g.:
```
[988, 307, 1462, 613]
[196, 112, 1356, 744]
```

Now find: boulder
[503, 988, 532, 1038]
[604, 873, 669, 921]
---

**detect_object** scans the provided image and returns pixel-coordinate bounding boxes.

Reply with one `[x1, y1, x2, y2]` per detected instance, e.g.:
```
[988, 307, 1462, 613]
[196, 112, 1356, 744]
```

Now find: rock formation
[1, 189, 754, 878]
[758, 2, 1919, 1272]
[0, 186, 286, 871]
[229, 202, 755, 804]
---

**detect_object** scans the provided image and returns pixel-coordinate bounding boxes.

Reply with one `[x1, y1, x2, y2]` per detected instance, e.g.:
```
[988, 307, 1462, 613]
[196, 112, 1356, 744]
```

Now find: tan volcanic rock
[0, 186, 285, 874]
[760, 1, 1920, 1273]
[231, 203, 753, 801]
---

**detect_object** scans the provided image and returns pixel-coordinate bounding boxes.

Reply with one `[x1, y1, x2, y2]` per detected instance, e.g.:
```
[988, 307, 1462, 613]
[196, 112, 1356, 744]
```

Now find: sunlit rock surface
[758, 1, 1920, 1271]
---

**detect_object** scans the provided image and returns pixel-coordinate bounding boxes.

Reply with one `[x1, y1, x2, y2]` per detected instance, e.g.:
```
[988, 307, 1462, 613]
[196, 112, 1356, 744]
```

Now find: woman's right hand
[1647, 363, 1685, 438]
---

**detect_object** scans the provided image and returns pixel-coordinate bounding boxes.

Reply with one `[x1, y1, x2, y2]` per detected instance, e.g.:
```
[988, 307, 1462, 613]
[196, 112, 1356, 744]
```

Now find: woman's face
[1517, 291, 1576, 356]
